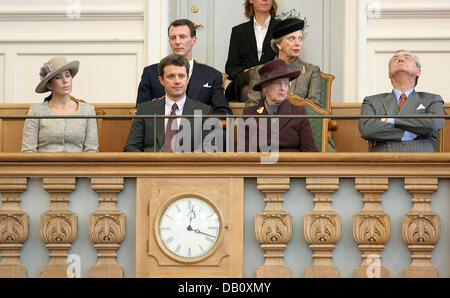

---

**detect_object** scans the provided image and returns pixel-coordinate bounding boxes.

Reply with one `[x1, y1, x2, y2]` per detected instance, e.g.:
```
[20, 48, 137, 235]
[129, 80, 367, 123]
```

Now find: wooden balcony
[0, 153, 449, 278]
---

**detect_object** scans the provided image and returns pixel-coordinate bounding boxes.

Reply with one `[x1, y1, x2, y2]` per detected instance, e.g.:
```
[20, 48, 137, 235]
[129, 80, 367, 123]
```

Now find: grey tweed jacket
[21, 101, 98, 152]
[359, 90, 444, 152]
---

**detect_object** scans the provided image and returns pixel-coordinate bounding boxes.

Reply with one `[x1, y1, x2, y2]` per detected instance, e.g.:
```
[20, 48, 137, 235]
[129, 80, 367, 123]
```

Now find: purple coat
[241, 99, 318, 152]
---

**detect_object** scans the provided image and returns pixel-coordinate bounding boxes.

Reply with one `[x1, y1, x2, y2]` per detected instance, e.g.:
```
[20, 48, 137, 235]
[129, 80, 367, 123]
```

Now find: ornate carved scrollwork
[353, 214, 389, 244]
[0, 214, 28, 243]
[305, 214, 340, 244]
[304, 177, 340, 278]
[353, 177, 390, 278]
[41, 214, 77, 244]
[90, 214, 125, 244]
[402, 178, 440, 278]
[0, 178, 29, 278]
[89, 178, 126, 278]
[255, 177, 291, 278]
[256, 213, 291, 244]
[403, 214, 439, 245]
[40, 177, 77, 278]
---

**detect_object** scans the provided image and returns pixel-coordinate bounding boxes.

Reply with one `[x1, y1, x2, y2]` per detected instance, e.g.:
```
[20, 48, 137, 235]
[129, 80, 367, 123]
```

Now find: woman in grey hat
[246, 17, 322, 108]
[21, 57, 98, 152]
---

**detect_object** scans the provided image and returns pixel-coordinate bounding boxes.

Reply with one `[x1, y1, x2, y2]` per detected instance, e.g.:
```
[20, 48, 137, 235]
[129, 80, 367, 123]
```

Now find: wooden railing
[1, 103, 450, 152]
[0, 153, 449, 278]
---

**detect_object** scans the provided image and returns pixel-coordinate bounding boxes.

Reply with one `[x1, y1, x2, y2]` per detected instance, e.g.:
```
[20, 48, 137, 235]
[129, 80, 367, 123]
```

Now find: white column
[342, 0, 367, 102]
[145, 0, 170, 66]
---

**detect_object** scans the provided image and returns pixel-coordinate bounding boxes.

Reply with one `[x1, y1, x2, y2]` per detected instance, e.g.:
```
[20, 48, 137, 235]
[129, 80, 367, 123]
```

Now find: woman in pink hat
[21, 57, 98, 152]
[240, 59, 317, 152]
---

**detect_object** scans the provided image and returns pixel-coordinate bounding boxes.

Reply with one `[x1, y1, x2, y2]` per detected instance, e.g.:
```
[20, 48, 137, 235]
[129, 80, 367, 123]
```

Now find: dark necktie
[398, 93, 406, 110]
[163, 103, 178, 152]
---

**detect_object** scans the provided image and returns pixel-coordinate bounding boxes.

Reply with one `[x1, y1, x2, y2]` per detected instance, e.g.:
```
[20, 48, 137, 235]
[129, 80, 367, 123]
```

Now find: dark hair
[44, 93, 53, 102]
[244, 0, 278, 19]
[42, 69, 74, 102]
[168, 19, 196, 38]
[158, 54, 190, 77]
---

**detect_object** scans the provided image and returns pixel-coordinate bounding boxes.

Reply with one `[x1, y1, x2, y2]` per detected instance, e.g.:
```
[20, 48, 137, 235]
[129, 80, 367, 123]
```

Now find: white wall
[0, 0, 449, 104]
[0, 0, 145, 103]
[365, 0, 450, 101]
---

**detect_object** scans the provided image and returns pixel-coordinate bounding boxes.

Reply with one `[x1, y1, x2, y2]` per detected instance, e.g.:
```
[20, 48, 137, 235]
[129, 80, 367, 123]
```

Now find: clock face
[158, 197, 221, 260]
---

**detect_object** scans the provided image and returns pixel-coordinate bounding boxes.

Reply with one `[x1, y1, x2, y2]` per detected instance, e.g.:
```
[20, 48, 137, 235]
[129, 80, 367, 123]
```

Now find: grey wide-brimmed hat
[35, 57, 79, 93]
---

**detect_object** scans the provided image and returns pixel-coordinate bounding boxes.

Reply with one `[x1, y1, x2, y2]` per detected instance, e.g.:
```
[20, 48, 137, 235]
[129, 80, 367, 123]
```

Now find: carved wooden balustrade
[0, 152, 449, 278]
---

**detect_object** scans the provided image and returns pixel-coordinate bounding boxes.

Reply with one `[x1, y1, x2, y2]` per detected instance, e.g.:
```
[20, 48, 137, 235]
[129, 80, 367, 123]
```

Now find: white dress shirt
[165, 96, 186, 130]
[254, 16, 271, 61]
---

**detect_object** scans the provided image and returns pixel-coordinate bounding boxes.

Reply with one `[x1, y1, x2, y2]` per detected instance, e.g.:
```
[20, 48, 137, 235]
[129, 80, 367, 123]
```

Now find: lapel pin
[257, 107, 264, 114]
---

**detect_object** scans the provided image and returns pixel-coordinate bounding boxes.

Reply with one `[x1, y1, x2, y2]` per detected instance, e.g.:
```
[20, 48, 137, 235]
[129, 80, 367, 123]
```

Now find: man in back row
[136, 19, 232, 116]
[359, 50, 444, 152]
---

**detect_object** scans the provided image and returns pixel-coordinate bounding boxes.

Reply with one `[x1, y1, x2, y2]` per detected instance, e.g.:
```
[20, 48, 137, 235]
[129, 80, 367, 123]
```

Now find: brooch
[257, 107, 264, 114]
[301, 65, 306, 75]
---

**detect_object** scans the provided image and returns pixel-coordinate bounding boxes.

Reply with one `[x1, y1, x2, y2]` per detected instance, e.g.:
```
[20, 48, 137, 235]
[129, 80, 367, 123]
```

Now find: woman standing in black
[225, 0, 278, 102]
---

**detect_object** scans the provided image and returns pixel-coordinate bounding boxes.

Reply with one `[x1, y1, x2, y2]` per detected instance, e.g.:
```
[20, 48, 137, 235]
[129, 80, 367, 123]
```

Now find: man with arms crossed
[359, 50, 444, 152]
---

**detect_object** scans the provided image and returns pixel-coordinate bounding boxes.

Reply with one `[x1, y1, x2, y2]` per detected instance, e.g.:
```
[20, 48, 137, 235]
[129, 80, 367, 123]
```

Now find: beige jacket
[21, 101, 98, 152]
[246, 57, 322, 107]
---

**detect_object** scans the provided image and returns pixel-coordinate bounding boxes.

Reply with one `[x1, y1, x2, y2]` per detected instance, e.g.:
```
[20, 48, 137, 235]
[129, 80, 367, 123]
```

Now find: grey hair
[270, 37, 283, 54]
[389, 50, 421, 69]
[389, 50, 421, 86]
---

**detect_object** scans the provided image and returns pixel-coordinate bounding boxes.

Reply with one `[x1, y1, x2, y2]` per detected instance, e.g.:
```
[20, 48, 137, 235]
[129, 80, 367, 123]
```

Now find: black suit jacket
[136, 61, 232, 115]
[124, 97, 213, 152]
[225, 18, 278, 99]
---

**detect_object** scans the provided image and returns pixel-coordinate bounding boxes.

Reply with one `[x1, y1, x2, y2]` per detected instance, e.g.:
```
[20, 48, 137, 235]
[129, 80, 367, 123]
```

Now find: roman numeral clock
[136, 177, 244, 277]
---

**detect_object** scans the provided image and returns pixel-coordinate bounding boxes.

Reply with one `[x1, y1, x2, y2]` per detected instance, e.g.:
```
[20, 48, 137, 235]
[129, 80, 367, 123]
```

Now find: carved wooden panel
[402, 178, 440, 278]
[89, 177, 125, 278]
[40, 178, 77, 278]
[353, 177, 390, 278]
[255, 177, 291, 278]
[0, 178, 28, 278]
[136, 177, 243, 278]
[304, 177, 340, 278]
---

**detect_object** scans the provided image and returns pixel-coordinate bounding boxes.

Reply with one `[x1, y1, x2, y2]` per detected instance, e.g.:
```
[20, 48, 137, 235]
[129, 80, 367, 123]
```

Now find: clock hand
[194, 229, 215, 238]
[187, 208, 196, 231]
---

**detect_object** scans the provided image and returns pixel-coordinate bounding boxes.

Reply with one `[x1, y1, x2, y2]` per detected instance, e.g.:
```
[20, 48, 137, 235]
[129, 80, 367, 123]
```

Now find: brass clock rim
[154, 193, 224, 264]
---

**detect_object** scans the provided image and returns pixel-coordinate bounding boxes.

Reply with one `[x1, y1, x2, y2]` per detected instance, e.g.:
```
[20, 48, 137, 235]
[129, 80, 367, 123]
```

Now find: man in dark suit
[136, 19, 231, 116]
[359, 50, 444, 152]
[239, 59, 317, 152]
[125, 54, 216, 152]
[225, 2, 278, 101]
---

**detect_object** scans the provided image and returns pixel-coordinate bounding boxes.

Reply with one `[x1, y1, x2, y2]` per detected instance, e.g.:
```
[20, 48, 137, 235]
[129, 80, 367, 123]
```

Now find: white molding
[0, 6, 144, 21]
[367, 33, 450, 41]
[342, 0, 366, 102]
[206, 0, 215, 66]
[322, 0, 331, 73]
[367, 2, 450, 19]
[0, 38, 144, 44]
[145, 0, 170, 66]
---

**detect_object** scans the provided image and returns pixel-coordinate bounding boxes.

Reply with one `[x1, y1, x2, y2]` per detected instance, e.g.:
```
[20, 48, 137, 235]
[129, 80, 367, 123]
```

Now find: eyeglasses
[390, 54, 414, 62]
[271, 80, 289, 88]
